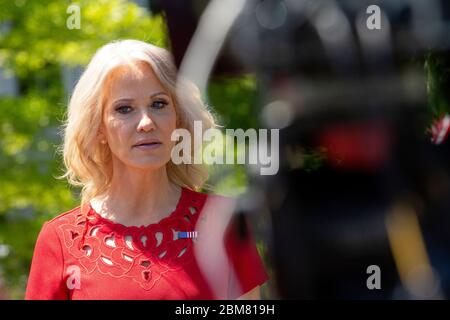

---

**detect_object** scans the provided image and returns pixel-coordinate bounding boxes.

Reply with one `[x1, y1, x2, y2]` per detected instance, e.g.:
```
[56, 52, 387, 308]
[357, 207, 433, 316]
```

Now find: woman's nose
[137, 111, 155, 132]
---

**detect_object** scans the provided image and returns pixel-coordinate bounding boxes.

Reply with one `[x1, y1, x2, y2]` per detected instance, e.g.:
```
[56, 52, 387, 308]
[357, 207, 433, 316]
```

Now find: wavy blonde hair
[58, 39, 216, 216]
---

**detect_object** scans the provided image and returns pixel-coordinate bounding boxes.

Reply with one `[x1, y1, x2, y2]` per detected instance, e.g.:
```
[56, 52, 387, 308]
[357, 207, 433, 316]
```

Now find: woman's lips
[133, 142, 162, 150]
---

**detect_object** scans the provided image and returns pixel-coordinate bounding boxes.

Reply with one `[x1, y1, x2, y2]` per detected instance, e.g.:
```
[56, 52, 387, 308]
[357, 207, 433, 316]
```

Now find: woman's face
[100, 62, 177, 171]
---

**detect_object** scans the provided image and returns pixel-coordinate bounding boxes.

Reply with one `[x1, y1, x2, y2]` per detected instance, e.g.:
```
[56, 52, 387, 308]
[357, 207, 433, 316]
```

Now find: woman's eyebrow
[112, 98, 134, 105]
[150, 91, 169, 98]
[112, 92, 169, 105]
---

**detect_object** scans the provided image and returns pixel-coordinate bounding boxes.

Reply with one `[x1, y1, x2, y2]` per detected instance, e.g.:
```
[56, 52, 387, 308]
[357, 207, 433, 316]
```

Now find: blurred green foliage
[0, 0, 168, 299]
[0, 0, 261, 299]
[425, 52, 450, 120]
[204, 75, 260, 197]
[0, 0, 167, 74]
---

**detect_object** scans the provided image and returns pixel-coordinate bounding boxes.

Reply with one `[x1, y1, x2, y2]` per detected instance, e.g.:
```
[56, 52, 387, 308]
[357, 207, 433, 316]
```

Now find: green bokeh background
[1, 0, 448, 300]
[0, 0, 274, 299]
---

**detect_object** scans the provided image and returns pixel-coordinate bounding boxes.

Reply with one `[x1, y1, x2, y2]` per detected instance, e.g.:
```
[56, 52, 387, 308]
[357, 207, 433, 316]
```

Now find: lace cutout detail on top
[55, 188, 206, 290]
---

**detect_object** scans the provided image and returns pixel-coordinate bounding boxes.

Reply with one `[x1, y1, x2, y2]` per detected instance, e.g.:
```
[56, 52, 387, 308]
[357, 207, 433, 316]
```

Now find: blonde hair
[58, 39, 216, 216]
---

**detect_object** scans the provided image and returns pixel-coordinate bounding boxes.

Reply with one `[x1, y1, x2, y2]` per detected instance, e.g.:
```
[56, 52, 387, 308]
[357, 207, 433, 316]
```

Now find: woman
[25, 40, 268, 300]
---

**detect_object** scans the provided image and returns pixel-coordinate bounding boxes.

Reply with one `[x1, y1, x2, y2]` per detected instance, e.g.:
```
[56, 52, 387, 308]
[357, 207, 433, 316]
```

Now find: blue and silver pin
[177, 231, 198, 239]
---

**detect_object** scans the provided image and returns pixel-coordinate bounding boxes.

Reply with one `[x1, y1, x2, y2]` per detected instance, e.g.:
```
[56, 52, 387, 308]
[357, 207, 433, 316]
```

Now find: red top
[25, 188, 268, 300]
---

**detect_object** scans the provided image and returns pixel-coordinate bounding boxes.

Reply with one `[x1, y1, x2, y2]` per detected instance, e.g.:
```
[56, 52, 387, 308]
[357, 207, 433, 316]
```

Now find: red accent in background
[316, 122, 391, 171]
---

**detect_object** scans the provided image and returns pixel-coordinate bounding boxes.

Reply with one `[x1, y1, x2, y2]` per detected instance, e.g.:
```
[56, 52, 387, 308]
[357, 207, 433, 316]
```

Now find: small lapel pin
[178, 231, 198, 239]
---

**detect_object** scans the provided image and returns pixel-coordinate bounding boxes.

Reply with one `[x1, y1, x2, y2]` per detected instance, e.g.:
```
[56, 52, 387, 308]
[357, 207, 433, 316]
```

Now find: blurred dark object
[151, 0, 247, 77]
[232, 0, 450, 299]
[159, 0, 450, 299]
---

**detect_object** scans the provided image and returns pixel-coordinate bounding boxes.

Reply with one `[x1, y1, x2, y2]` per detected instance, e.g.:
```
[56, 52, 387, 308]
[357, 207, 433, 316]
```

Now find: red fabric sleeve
[25, 222, 69, 300]
[225, 215, 269, 299]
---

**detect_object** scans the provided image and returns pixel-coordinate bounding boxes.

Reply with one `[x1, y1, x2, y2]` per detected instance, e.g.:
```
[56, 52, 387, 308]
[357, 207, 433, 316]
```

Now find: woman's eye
[152, 100, 168, 109]
[116, 106, 132, 114]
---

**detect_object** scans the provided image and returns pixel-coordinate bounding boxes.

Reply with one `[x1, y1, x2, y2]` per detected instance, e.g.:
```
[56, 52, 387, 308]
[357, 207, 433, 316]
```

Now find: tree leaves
[0, 0, 167, 299]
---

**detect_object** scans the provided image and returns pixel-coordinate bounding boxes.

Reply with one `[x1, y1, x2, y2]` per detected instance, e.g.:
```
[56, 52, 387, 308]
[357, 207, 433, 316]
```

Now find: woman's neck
[91, 164, 182, 227]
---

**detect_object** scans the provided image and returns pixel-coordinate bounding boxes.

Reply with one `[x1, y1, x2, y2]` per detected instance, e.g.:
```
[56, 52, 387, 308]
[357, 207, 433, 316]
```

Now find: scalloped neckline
[87, 187, 188, 231]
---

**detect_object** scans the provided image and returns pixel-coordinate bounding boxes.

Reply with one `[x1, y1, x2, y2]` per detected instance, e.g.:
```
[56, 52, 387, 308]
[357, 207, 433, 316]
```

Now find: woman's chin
[126, 158, 169, 171]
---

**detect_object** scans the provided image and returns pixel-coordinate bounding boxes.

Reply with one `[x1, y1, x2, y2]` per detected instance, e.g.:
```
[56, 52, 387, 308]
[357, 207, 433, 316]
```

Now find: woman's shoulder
[183, 187, 237, 209]
[44, 206, 83, 228]
[31, 206, 83, 251]
[184, 188, 238, 229]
